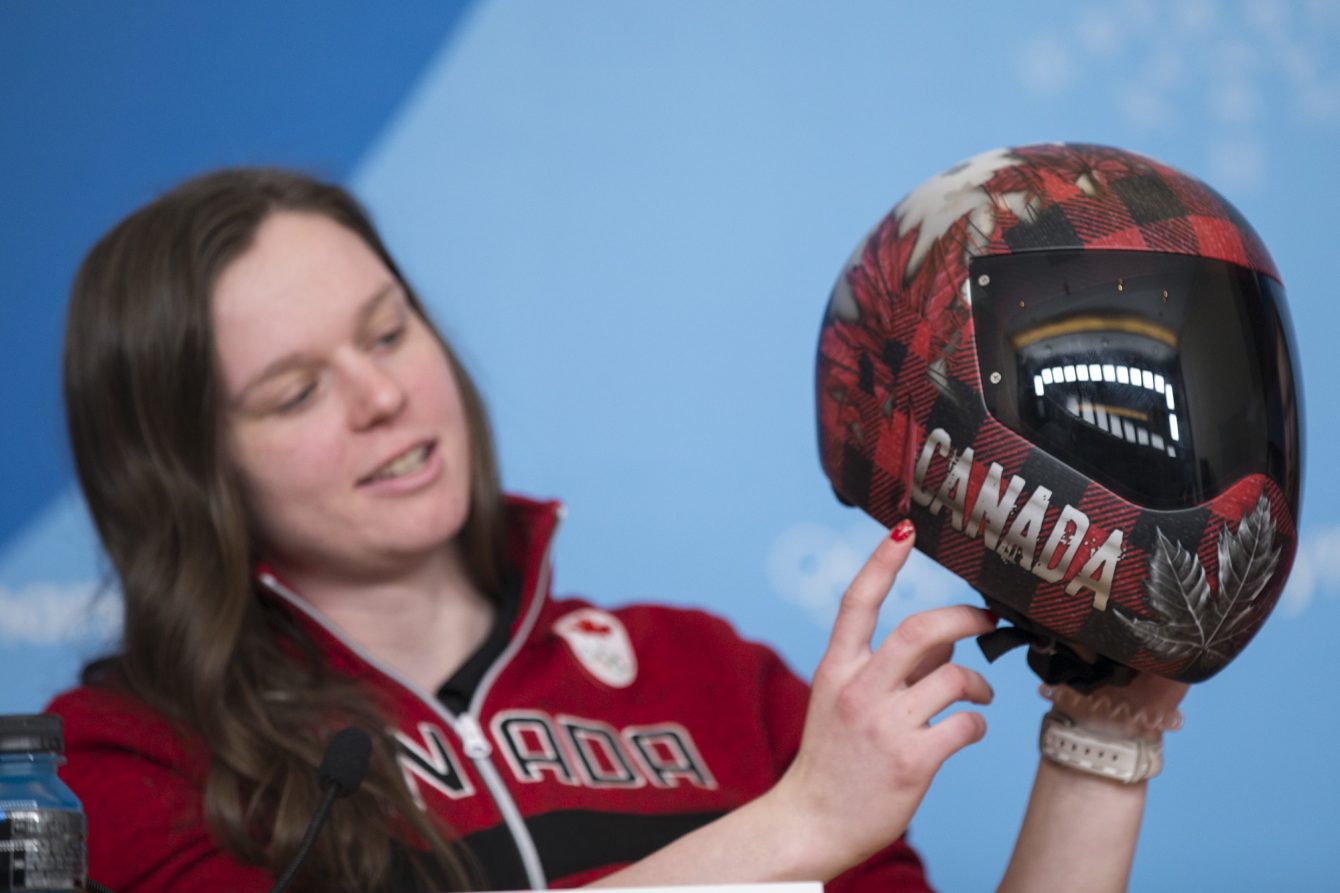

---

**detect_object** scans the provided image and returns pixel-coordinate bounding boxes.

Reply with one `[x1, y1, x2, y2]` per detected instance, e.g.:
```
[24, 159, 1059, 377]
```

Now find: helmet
[816, 143, 1303, 686]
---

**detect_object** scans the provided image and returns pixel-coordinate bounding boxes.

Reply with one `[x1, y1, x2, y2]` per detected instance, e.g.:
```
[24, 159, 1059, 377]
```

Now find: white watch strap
[1039, 710, 1163, 784]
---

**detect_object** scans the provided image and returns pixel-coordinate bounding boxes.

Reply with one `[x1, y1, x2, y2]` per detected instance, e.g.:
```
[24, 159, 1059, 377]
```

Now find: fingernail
[983, 608, 1000, 625]
[890, 519, 914, 542]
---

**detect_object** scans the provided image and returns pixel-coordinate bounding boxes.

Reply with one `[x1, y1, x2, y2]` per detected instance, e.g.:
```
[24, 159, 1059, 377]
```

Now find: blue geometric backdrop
[4, 3, 1337, 889]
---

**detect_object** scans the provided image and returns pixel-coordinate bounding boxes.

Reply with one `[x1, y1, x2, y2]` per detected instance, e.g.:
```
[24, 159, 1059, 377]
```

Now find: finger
[921, 711, 988, 765]
[906, 641, 954, 685]
[868, 604, 998, 687]
[822, 519, 917, 663]
[897, 662, 993, 727]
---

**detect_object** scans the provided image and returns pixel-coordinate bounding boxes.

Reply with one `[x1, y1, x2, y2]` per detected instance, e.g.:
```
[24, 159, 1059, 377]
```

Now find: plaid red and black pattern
[816, 143, 1299, 683]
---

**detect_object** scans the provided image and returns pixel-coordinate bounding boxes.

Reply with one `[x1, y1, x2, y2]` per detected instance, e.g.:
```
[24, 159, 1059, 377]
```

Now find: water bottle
[0, 715, 86, 892]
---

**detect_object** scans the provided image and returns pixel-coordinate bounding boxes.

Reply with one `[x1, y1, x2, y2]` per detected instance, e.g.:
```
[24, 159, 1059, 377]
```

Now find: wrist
[1039, 709, 1164, 784]
[763, 765, 882, 882]
[1038, 683, 1182, 741]
[752, 780, 843, 881]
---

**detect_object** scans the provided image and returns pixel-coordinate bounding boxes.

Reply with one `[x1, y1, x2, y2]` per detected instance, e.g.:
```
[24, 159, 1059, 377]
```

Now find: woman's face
[212, 211, 472, 580]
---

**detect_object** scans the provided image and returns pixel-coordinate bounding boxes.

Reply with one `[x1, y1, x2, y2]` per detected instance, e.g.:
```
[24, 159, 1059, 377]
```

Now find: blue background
[3, 2, 1338, 889]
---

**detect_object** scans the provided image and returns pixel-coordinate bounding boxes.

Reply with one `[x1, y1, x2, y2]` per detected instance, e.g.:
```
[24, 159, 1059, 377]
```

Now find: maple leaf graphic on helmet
[1116, 495, 1281, 674]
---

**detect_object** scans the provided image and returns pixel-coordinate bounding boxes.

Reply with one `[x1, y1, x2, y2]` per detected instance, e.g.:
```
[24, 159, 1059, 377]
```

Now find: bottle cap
[0, 713, 64, 754]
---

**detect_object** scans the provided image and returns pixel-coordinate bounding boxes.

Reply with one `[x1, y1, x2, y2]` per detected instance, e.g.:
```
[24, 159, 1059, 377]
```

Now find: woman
[48, 168, 1184, 892]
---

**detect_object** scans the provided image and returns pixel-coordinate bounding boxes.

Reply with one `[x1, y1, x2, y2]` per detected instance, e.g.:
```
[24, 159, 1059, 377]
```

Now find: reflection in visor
[971, 250, 1300, 511]
[1016, 315, 1183, 460]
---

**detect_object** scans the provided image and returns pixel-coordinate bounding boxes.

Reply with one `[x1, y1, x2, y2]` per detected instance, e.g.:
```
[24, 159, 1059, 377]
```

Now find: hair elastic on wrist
[1038, 684, 1184, 735]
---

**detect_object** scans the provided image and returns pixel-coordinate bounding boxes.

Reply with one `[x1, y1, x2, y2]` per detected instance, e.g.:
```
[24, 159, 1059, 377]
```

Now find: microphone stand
[83, 727, 371, 893]
[268, 783, 343, 893]
[268, 727, 372, 893]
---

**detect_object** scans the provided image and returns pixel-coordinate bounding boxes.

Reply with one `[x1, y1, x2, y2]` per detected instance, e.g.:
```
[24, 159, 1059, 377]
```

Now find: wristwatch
[1039, 709, 1163, 784]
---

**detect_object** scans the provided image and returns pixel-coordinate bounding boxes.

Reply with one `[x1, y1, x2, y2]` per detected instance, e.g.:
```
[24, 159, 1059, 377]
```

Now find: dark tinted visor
[971, 250, 1300, 511]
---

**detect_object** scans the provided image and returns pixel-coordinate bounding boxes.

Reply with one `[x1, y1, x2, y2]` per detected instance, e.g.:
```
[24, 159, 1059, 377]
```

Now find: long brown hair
[64, 168, 508, 890]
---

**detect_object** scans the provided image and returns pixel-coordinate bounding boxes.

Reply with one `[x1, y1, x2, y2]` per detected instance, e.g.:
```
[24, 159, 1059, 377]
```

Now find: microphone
[317, 725, 373, 796]
[267, 726, 372, 893]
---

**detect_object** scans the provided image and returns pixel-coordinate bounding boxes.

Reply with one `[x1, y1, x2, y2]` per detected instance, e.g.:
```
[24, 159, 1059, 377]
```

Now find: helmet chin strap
[975, 599, 1136, 694]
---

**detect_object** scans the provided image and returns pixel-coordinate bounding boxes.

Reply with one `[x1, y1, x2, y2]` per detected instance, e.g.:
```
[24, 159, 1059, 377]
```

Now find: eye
[374, 324, 407, 349]
[276, 380, 318, 413]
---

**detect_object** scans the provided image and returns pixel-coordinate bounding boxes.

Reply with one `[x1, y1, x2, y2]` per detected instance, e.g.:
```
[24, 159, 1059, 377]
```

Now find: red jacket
[47, 495, 930, 891]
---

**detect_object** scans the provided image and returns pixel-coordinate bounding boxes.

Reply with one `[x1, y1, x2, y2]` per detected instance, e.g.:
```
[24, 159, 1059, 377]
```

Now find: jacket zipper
[454, 712, 492, 759]
[257, 506, 561, 889]
[458, 517, 559, 889]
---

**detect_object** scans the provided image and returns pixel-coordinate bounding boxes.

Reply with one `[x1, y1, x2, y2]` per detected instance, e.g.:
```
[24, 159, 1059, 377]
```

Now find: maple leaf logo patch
[555, 609, 637, 689]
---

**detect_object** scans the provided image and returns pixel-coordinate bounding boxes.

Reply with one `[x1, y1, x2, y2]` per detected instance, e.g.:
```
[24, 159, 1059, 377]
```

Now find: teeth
[371, 445, 430, 481]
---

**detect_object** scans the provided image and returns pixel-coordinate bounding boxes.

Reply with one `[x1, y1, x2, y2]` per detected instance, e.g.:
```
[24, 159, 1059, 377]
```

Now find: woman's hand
[765, 519, 998, 877]
[589, 519, 997, 888]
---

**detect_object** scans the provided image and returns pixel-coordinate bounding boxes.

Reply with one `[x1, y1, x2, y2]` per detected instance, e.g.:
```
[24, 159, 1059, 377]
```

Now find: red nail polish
[890, 519, 914, 542]
[983, 609, 1000, 625]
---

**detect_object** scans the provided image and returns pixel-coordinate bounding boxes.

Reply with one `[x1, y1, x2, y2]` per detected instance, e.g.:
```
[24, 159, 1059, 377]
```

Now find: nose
[345, 356, 407, 429]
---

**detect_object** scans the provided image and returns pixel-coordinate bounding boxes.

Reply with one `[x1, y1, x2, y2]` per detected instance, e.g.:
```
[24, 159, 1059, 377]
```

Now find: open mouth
[360, 442, 435, 485]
